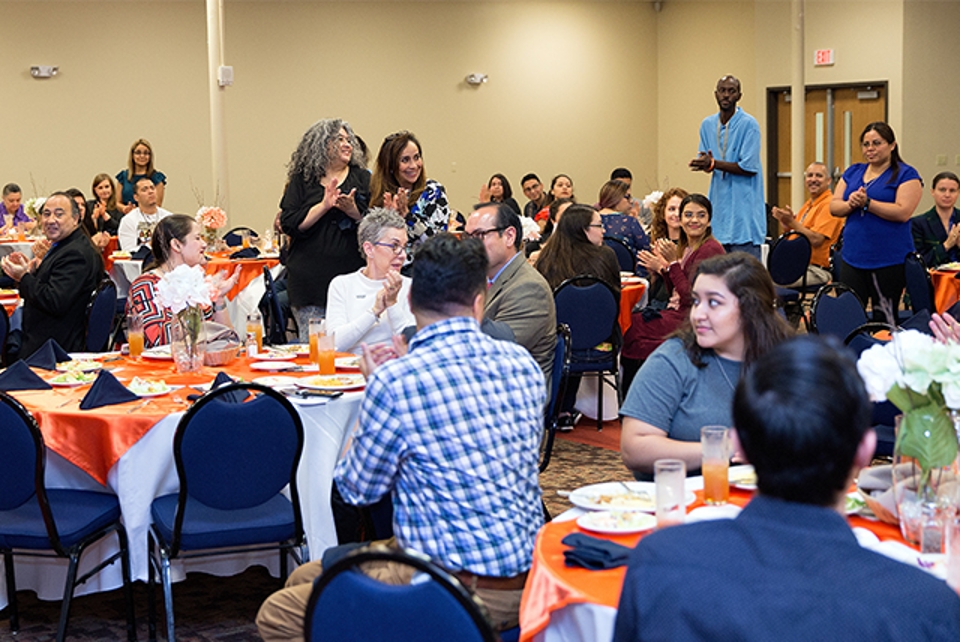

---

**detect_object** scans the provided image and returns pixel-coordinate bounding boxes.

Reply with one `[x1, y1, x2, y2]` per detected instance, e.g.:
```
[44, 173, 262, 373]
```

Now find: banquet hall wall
[0, 0, 953, 228]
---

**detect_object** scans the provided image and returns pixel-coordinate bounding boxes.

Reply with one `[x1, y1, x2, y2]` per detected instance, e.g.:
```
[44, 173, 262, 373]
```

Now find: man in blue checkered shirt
[257, 234, 546, 640]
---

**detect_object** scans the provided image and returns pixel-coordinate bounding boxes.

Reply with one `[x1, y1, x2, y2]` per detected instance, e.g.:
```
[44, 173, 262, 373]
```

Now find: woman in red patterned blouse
[125, 214, 239, 347]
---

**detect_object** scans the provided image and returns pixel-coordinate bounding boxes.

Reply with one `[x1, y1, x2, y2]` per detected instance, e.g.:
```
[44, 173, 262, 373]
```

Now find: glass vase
[891, 413, 960, 552]
[171, 308, 206, 373]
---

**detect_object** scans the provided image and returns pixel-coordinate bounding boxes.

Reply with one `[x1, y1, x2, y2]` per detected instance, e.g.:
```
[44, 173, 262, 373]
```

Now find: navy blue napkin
[561, 532, 632, 570]
[131, 246, 153, 263]
[0, 361, 52, 391]
[79, 370, 140, 410]
[229, 247, 260, 260]
[24, 339, 71, 370]
[187, 371, 249, 404]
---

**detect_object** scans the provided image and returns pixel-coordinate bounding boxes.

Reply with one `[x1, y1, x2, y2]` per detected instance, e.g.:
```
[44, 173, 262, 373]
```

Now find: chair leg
[160, 552, 176, 642]
[56, 552, 81, 642]
[3, 551, 18, 634]
[596, 373, 603, 432]
[541, 498, 552, 523]
[279, 546, 288, 582]
[117, 525, 138, 641]
[147, 534, 157, 642]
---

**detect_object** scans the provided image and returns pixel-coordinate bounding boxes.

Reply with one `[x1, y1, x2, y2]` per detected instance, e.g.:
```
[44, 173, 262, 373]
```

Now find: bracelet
[708, 158, 716, 172]
[213, 300, 226, 312]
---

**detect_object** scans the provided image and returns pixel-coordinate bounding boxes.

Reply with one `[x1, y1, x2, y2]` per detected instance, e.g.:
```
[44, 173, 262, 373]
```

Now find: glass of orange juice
[317, 334, 336, 375]
[246, 311, 263, 353]
[701, 426, 730, 505]
[127, 312, 144, 359]
[308, 318, 324, 365]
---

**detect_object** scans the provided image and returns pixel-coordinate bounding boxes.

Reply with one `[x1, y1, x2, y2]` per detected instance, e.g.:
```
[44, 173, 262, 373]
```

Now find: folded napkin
[561, 532, 632, 570]
[131, 246, 153, 262]
[0, 360, 52, 391]
[79, 370, 140, 410]
[229, 247, 260, 260]
[24, 339, 71, 370]
[187, 371, 249, 404]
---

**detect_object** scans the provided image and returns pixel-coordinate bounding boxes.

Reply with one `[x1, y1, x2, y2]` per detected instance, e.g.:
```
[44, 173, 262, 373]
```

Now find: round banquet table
[0, 352, 362, 610]
[520, 478, 913, 642]
[931, 268, 960, 313]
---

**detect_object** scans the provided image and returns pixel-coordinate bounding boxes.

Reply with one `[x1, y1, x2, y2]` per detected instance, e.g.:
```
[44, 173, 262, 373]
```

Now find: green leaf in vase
[896, 405, 958, 471]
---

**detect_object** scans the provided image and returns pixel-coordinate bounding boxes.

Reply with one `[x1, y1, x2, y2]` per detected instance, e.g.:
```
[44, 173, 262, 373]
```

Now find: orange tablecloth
[11, 352, 353, 485]
[519, 488, 904, 641]
[205, 253, 280, 300]
[619, 282, 646, 333]
[931, 269, 960, 313]
[2, 296, 19, 317]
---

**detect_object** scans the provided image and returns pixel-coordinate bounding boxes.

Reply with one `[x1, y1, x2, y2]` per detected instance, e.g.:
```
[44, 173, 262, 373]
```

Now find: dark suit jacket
[614, 495, 960, 641]
[19, 227, 104, 354]
[485, 253, 556, 382]
[912, 206, 960, 267]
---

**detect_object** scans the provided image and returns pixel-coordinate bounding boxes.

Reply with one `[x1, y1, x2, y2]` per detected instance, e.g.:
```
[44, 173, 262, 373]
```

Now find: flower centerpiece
[156, 264, 212, 373]
[857, 329, 960, 548]
[196, 206, 227, 245]
[24, 196, 45, 222]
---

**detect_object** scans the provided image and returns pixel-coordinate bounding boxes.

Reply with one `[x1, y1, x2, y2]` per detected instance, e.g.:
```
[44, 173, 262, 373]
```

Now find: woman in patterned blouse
[370, 131, 459, 265]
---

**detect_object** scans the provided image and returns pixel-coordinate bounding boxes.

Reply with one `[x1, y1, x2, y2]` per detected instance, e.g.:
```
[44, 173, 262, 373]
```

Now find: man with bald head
[1, 192, 103, 353]
[690, 75, 765, 260]
[772, 162, 843, 286]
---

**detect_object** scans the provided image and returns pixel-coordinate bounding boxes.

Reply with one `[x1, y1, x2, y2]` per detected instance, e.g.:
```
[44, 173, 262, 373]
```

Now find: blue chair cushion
[151, 492, 296, 551]
[775, 287, 800, 303]
[0, 489, 119, 550]
[569, 347, 615, 372]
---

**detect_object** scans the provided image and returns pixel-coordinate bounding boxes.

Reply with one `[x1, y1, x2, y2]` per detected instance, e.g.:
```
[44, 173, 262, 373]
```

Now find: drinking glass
[127, 312, 144, 359]
[308, 318, 324, 365]
[701, 426, 731, 505]
[946, 514, 960, 592]
[246, 311, 263, 354]
[655, 459, 686, 528]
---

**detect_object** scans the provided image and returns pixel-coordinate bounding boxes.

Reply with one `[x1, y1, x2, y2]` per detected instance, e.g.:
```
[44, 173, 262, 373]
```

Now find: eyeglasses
[682, 211, 709, 220]
[861, 139, 888, 148]
[464, 226, 506, 240]
[373, 241, 407, 255]
[587, 223, 604, 229]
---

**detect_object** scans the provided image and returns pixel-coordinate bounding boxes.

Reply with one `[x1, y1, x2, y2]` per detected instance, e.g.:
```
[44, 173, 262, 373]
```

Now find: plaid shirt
[335, 316, 545, 577]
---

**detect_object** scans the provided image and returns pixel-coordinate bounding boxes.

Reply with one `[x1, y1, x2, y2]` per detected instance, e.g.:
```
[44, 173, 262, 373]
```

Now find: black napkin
[24, 339, 71, 370]
[561, 532, 632, 570]
[79, 370, 140, 410]
[187, 371, 249, 404]
[229, 247, 260, 260]
[0, 360, 52, 391]
[131, 245, 153, 262]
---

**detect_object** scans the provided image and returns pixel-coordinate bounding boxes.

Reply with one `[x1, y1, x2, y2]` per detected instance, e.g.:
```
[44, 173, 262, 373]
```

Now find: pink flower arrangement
[196, 206, 227, 230]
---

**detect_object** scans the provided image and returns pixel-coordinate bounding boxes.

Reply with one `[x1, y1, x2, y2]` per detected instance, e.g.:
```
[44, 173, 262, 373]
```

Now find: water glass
[655, 459, 686, 528]
[701, 426, 730, 505]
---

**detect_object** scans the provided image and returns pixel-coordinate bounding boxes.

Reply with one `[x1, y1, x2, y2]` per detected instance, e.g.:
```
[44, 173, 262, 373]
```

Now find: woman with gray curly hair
[279, 118, 371, 340]
[325, 207, 414, 353]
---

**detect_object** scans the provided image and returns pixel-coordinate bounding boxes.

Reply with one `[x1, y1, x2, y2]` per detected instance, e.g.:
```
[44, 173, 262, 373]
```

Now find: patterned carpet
[0, 420, 626, 641]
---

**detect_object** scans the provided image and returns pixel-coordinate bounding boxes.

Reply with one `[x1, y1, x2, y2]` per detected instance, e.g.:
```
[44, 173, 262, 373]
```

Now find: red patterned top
[125, 272, 213, 348]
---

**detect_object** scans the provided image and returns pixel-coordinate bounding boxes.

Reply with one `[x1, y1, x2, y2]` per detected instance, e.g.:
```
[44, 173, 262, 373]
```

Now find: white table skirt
[0, 390, 362, 608]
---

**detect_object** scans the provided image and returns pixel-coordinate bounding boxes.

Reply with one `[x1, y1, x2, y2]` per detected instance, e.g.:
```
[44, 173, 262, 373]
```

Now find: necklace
[716, 355, 737, 392]
[715, 117, 730, 163]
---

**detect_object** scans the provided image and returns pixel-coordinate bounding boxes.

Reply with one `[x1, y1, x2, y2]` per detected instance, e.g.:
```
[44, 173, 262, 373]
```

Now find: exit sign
[814, 49, 834, 66]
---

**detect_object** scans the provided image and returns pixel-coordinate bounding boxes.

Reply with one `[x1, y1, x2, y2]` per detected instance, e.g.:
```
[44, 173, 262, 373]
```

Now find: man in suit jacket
[1, 192, 104, 354]
[465, 203, 556, 384]
[614, 336, 960, 641]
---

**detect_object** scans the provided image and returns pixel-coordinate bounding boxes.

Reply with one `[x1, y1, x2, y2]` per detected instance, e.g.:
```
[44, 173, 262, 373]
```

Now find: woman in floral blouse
[370, 131, 460, 267]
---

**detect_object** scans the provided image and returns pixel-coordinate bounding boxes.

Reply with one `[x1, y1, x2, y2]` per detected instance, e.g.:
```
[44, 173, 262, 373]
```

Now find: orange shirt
[791, 189, 843, 268]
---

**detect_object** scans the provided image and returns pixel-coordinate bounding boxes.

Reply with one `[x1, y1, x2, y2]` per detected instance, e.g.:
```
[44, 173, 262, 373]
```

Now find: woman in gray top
[620, 253, 792, 476]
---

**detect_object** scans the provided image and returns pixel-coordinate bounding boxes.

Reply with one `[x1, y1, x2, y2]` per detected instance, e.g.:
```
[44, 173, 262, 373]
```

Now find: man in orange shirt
[772, 162, 843, 286]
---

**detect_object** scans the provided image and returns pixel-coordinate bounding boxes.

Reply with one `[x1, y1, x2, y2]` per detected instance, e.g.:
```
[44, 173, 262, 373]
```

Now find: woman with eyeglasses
[830, 122, 922, 317]
[325, 208, 414, 354]
[621, 193, 725, 390]
[597, 179, 650, 273]
[116, 138, 166, 213]
[370, 131, 457, 264]
[279, 118, 370, 340]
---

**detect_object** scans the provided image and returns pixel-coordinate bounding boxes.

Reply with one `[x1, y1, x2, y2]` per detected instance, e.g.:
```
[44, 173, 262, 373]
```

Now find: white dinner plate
[56, 360, 102, 373]
[68, 352, 120, 361]
[335, 356, 361, 371]
[250, 361, 298, 372]
[296, 373, 365, 391]
[729, 464, 757, 491]
[127, 384, 177, 397]
[577, 510, 656, 535]
[49, 375, 96, 387]
[621, 276, 644, 285]
[251, 351, 299, 361]
[568, 481, 696, 513]
[251, 375, 300, 388]
[141, 347, 173, 360]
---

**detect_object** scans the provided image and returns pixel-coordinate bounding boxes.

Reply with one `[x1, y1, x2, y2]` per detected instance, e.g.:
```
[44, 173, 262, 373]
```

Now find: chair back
[85, 276, 117, 352]
[603, 236, 635, 273]
[305, 548, 497, 642]
[904, 252, 934, 315]
[540, 324, 571, 473]
[222, 226, 259, 247]
[262, 265, 288, 345]
[767, 231, 811, 287]
[810, 282, 867, 339]
[844, 322, 896, 357]
[0, 304, 9, 366]
[553, 275, 620, 351]
[0, 392, 67, 554]
[169, 382, 304, 555]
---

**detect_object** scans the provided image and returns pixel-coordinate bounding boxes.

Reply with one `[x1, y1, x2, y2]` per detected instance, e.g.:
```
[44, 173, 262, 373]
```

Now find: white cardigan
[325, 268, 415, 354]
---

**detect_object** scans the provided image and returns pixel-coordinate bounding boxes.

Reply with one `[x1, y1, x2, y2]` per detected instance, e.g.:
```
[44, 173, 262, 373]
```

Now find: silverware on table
[126, 399, 153, 414]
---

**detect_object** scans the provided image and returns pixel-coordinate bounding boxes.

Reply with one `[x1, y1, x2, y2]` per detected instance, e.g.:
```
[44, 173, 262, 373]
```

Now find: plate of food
[335, 355, 361, 371]
[577, 510, 657, 535]
[251, 375, 300, 388]
[729, 465, 757, 491]
[252, 349, 299, 361]
[939, 261, 960, 272]
[68, 352, 120, 361]
[141, 346, 173, 360]
[110, 251, 132, 260]
[49, 370, 97, 387]
[126, 377, 175, 397]
[56, 360, 102, 373]
[296, 373, 366, 391]
[568, 481, 696, 513]
[250, 361, 298, 372]
[0, 288, 18, 297]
